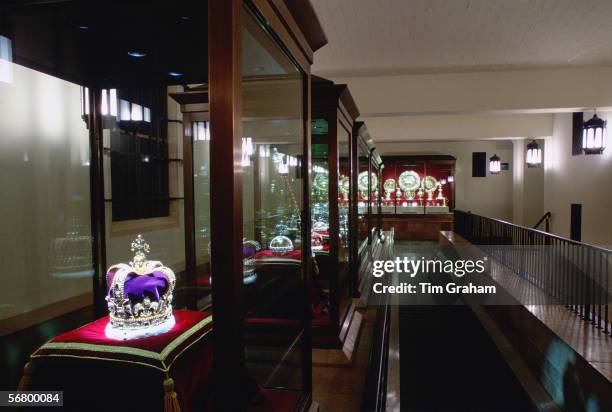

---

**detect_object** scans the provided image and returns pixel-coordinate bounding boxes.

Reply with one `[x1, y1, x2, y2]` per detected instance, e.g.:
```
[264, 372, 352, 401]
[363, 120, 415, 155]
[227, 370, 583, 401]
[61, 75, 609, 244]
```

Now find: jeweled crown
[105, 235, 176, 337]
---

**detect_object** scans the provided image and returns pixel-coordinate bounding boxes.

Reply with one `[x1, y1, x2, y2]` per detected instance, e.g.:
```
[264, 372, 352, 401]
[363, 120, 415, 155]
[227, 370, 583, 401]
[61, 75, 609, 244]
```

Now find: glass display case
[1, 0, 327, 409]
[311, 77, 359, 346]
[379, 155, 456, 241]
[380, 156, 456, 214]
[371, 151, 384, 234]
[357, 141, 371, 249]
[352, 122, 378, 294]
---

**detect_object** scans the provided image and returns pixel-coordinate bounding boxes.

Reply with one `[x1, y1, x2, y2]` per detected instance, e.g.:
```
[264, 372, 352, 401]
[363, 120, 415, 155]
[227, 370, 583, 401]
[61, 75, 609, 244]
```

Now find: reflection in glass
[338, 130, 351, 267]
[358, 144, 369, 247]
[0, 62, 93, 324]
[241, 7, 304, 400]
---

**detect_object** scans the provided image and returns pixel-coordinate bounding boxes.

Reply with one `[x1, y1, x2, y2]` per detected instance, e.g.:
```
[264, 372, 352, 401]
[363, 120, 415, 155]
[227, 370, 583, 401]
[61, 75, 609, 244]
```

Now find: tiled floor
[313, 307, 376, 412]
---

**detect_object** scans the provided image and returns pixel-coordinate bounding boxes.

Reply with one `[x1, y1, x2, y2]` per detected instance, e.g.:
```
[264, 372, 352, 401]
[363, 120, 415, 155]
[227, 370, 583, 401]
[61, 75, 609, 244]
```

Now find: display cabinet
[379, 155, 456, 240]
[4, 0, 327, 409]
[371, 151, 384, 235]
[352, 122, 378, 294]
[311, 77, 359, 347]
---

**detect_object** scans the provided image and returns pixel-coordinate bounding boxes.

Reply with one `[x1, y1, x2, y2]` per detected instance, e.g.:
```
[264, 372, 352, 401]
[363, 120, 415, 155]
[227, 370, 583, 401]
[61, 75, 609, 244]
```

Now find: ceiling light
[127, 51, 146, 58]
[168, 71, 183, 77]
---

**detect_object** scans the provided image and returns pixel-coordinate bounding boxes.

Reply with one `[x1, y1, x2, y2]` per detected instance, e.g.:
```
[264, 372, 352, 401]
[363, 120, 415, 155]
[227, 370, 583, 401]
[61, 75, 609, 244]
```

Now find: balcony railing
[454, 210, 612, 335]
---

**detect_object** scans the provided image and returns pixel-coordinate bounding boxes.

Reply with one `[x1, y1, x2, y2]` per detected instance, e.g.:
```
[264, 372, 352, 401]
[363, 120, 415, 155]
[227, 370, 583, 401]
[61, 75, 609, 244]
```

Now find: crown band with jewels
[105, 235, 176, 339]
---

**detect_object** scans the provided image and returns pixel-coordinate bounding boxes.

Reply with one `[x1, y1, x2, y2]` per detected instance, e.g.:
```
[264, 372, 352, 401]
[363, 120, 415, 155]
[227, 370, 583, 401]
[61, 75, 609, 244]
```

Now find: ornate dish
[423, 175, 438, 191]
[383, 178, 396, 192]
[398, 170, 420, 191]
[339, 176, 350, 195]
[358, 171, 369, 191]
[358, 171, 378, 191]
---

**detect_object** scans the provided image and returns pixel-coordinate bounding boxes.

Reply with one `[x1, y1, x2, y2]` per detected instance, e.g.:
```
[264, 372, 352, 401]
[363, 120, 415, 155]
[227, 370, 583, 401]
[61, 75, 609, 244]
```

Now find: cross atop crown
[130, 235, 150, 272]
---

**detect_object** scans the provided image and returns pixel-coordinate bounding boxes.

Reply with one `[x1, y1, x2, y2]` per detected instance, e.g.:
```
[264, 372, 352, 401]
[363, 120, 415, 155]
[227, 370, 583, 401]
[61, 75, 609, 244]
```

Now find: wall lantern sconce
[525, 140, 542, 168]
[489, 154, 501, 175]
[582, 112, 606, 155]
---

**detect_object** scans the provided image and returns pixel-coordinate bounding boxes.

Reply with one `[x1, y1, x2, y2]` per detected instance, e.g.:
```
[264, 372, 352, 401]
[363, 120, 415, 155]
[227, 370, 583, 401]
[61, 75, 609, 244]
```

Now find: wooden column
[328, 109, 340, 328]
[350, 125, 359, 297]
[209, 0, 246, 409]
[301, 73, 313, 402]
[88, 88, 108, 318]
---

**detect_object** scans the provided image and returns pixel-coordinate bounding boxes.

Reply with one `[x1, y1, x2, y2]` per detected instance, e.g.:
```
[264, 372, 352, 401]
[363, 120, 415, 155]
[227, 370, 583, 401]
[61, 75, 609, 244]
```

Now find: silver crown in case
[105, 235, 176, 340]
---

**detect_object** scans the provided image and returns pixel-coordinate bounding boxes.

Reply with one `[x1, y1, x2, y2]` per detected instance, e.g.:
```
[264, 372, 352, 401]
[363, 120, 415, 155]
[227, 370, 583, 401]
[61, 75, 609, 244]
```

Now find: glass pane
[312, 142, 329, 247]
[242, 6, 304, 400]
[338, 125, 352, 323]
[193, 120, 212, 308]
[339, 128, 351, 268]
[0, 39, 92, 383]
[93, 2, 208, 310]
[397, 160, 426, 214]
[103, 87, 187, 306]
[425, 160, 452, 214]
[358, 144, 370, 246]
[382, 163, 397, 214]
[0, 0, 208, 390]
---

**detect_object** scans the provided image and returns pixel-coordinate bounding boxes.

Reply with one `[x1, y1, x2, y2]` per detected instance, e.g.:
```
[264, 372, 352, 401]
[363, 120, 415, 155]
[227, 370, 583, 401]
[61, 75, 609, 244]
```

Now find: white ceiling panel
[311, 0, 612, 76]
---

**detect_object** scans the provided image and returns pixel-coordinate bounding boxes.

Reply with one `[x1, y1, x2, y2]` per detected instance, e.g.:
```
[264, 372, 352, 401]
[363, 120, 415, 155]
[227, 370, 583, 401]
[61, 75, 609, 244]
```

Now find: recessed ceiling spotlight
[77, 25, 90, 30]
[168, 71, 184, 77]
[180, 16, 192, 21]
[127, 51, 146, 58]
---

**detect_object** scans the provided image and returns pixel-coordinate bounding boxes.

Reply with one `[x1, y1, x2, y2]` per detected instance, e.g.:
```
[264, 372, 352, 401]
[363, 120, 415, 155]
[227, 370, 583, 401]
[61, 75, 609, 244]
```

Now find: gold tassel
[17, 361, 33, 391]
[163, 377, 182, 412]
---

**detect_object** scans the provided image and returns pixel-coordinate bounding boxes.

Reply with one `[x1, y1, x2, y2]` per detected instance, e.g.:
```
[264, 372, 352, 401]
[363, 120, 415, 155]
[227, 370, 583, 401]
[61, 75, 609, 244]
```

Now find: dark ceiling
[0, 1, 209, 87]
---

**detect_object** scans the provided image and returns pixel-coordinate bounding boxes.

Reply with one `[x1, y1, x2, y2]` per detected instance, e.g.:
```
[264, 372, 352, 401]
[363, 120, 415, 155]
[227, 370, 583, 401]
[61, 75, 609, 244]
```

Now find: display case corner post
[209, 0, 247, 408]
[349, 123, 359, 297]
[88, 87, 108, 318]
[302, 71, 313, 396]
[328, 110, 341, 328]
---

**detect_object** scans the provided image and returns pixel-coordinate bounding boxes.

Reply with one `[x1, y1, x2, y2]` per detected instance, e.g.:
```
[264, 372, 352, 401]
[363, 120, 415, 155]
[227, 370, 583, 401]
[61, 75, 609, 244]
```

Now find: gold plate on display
[423, 175, 438, 191]
[383, 178, 396, 192]
[398, 170, 420, 191]
[358, 171, 378, 191]
[339, 176, 350, 195]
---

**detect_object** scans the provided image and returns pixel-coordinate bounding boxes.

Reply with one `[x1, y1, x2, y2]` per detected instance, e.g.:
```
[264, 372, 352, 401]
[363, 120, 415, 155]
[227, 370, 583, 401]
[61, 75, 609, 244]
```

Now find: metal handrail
[458, 210, 612, 254]
[454, 210, 612, 335]
[532, 211, 551, 232]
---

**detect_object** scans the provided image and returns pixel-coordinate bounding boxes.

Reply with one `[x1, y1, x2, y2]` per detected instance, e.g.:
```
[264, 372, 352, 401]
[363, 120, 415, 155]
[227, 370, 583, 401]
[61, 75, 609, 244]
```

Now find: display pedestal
[19, 312, 300, 412]
[20, 310, 213, 411]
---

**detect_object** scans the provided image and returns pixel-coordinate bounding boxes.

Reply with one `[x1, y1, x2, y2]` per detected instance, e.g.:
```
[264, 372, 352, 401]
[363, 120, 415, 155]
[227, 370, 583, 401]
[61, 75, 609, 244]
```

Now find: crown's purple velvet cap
[107, 271, 169, 302]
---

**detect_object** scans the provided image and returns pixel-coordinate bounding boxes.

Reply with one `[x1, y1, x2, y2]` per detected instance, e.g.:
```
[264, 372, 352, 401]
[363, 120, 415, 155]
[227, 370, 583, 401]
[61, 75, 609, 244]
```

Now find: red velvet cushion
[33, 310, 212, 370]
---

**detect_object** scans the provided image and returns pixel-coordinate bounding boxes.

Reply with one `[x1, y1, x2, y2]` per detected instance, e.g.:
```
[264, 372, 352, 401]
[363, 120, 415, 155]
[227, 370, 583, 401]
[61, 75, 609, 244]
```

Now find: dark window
[472, 152, 486, 177]
[110, 86, 170, 221]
